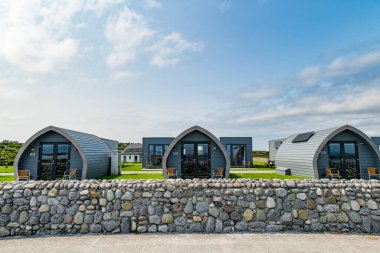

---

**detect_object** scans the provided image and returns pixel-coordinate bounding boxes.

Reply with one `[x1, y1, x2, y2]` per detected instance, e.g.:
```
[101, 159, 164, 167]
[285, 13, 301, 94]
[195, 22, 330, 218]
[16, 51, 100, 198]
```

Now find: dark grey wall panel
[142, 137, 174, 168]
[220, 137, 253, 167]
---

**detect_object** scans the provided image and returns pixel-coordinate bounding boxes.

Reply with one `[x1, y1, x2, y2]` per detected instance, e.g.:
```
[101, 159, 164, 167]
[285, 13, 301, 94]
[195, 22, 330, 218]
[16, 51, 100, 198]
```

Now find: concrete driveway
[0, 233, 379, 253]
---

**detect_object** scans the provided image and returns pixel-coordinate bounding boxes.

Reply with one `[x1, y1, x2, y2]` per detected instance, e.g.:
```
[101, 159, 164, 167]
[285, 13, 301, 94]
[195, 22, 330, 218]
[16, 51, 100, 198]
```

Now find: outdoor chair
[167, 168, 177, 179]
[146, 161, 153, 169]
[214, 167, 224, 179]
[368, 167, 380, 180]
[18, 170, 30, 181]
[63, 168, 77, 180]
[266, 160, 275, 168]
[326, 168, 341, 179]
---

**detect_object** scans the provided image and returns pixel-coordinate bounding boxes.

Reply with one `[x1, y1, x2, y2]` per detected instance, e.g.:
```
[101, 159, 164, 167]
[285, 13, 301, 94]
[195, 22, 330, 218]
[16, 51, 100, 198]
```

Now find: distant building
[272, 125, 380, 179]
[121, 143, 142, 163]
[14, 126, 118, 180]
[268, 138, 286, 162]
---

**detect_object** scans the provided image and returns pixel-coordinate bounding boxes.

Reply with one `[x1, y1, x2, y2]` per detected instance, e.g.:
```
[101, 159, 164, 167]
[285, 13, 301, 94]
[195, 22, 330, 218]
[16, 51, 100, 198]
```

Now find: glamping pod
[13, 126, 118, 180]
[142, 125, 252, 179]
[274, 125, 380, 179]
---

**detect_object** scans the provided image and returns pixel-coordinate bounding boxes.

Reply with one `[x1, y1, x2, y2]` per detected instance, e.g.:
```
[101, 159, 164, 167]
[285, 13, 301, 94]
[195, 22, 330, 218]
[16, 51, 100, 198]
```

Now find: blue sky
[1, 0, 380, 150]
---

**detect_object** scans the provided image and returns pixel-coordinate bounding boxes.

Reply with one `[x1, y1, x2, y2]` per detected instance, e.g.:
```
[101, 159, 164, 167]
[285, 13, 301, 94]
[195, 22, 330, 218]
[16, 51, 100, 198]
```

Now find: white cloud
[143, 0, 161, 9]
[149, 32, 204, 67]
[111, 70, 142, 79]
[0, 0, 123, 73]
[105, 6, 155, 69]
[298, 50, 380, 86]
[240, 87, 280, 101]
[236, 84, 380, 124]
[218, 0, 232, 12]
[105, 7, 204, 72]
[0, 85, 29, 100]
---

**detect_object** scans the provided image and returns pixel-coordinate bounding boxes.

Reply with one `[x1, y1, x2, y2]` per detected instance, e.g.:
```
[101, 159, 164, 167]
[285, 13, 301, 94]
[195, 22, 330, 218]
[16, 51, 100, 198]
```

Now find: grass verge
[0, 166, 14, 173]
[230, 173, 307, 180]
[0, 175, 15, 182]
[121, 163, 142, 171]
[101, 174, 164, 180]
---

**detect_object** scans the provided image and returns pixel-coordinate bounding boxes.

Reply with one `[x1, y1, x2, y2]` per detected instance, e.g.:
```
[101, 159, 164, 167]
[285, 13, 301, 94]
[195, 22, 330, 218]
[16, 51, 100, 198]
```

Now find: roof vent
[292, 132, 315, 143]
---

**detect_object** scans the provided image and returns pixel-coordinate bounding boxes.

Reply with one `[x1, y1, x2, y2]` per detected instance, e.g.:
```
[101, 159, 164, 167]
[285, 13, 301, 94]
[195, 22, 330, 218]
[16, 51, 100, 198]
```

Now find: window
[292, 132, 315, 143]
[129, 155, 132, 159]
[226, 144, 246, 167]
[148, 144, 167, 167]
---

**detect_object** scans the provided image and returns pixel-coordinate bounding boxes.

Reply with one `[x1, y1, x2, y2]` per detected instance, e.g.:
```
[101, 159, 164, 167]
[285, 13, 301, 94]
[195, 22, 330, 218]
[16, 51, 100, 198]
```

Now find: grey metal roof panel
[57, 127, 115, 159]
[122, 143, 143, 155]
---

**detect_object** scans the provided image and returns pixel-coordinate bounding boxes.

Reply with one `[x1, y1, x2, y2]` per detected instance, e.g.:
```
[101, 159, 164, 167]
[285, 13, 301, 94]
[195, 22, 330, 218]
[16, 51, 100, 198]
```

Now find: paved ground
[0, 233, 379, 253]
[0, 173, 13, 176]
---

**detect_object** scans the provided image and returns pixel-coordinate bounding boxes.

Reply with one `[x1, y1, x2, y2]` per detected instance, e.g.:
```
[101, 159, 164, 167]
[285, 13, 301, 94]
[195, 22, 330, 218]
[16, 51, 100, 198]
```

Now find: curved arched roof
[275, 125, 380, 178]
[14, 126, 113, 179]
[162, 125, 231, 179]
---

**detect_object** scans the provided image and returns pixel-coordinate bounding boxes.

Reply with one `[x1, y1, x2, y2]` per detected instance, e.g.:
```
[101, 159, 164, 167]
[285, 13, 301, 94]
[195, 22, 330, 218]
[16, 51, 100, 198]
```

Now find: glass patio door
[39, 143, 70, 180]
[39, 144, 55, 180]
[182, 143, 196, 178]
[328, 142, 360, 179]
[181, 143, 210, 179]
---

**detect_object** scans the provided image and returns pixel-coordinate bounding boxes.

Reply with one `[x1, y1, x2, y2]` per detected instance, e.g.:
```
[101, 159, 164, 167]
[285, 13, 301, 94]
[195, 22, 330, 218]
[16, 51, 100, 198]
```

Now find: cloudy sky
[1, 0, 380, 150]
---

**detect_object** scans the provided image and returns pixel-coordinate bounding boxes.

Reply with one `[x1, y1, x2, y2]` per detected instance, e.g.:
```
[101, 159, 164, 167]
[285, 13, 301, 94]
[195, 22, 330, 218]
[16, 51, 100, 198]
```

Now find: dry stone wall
[0, 179, 380, 237]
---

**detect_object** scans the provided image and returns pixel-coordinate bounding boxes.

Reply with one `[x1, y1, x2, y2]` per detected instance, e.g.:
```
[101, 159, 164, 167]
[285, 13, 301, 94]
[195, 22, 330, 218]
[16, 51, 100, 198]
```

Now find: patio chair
[214, 167, 224, 179]
[167, 168, 177, 179]
[18, 170, 30, 181]
[146, 161, 153, 169]
[266, 160, 275, 168]
[368, 167, 380, 180]
[63, 168, 77, 180]
[326, 168, 341, 179]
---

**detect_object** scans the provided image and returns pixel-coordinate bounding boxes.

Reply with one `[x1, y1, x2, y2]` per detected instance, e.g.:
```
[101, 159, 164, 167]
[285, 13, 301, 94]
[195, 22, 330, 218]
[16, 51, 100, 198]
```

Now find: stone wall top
[1, 179, 380, 191]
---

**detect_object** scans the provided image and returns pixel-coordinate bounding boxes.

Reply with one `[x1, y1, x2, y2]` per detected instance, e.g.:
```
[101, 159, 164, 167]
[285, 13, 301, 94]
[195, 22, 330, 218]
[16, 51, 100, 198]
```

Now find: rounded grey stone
[106, 190, 115, 201]
[349, 212, 362, 223]
[296, 193, 307, 200]
[275, 188, 288, 198]
[184, 202, 193, 214]
[209, 207, 219, 218]
[90, 224, 102, 233]
[266, 197, 276, 208]
[122, 192, 134, 201]
[235, 221, 248, 231]
[196, 202, 208, 212]
[350, 200, 360, 211]
[104, 220, 119, 232]
[367, 200, 378, 210]
[74, 212, 84, 224]
[174, 216, 187, 226]
[149, 215, 161, 225]
[158, 225, 168, 233]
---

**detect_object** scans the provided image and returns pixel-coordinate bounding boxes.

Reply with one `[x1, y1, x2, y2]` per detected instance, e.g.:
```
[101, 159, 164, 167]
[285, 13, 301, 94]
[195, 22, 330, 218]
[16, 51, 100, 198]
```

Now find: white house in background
[121, 143, 142, 163]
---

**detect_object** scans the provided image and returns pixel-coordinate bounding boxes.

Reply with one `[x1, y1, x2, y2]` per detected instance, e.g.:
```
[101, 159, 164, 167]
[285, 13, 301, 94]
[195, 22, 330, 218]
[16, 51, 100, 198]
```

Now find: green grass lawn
[252, 161, 275, 170]
[0, 175, 15, 182]
[230, 173, 307, 180]
[102, 172, 306, 180]
[0, 166, 14, 173]
[121, 162, 142, 171]
[230, 161, 275, 171]
[102, 174, 164, 180]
